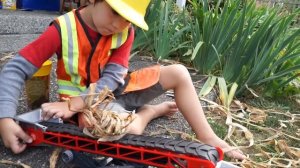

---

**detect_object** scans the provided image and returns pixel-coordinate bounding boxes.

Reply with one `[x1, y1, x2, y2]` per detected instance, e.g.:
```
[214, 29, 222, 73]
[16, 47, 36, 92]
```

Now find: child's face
[90, 1, 130, 36]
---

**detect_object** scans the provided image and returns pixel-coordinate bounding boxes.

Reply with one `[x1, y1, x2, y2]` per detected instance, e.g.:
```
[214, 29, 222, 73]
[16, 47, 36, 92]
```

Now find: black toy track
[21, 122, 224, 168]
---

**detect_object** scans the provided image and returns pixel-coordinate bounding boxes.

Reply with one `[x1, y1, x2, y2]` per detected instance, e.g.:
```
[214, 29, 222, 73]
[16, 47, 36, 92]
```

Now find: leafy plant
[131, 0, 162, 53]
[132, 0, 190, 60]
[153, 0, 190, 60]
[190, 0, 300, 95]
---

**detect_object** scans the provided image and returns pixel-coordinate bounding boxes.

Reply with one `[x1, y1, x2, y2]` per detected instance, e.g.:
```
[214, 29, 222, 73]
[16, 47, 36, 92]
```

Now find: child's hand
[41, 102, 73, 120]
[41, 97, 85, 120]
[0, 118, 33, 154]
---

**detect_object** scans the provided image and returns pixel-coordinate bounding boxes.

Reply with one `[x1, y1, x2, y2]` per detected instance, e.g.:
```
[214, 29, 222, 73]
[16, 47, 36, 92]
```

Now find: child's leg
[157, 64, 246, 159]
[158, 64, 217, 141]
[115, 64, 244, 159]
[123, 64, 219, 140]
[127, 102, 178, 134]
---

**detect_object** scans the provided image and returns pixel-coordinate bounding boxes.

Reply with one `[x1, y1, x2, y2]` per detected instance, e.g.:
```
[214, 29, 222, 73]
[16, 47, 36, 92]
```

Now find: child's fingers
[10, 141, 27, 154]
[42, 109, 59, 120]
[41, 103, 51, 119]
[53, 113, 64, 119]
[16, 130, 33, 144]
[225, 149, 247, 160]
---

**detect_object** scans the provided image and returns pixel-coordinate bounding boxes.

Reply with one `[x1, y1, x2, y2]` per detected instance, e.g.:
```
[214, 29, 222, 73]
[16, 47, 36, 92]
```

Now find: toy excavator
[16, 109, 239, 168]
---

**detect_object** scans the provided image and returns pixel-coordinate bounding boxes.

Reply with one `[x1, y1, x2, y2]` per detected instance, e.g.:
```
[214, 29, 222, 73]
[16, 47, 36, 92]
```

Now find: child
[0, 0, 245, 160]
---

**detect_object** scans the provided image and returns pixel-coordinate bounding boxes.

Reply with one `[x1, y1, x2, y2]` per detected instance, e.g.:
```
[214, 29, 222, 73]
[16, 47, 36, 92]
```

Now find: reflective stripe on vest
[56, 11, 129, 96]
[57, 80, 86, 96]
[111, 29, 128, 49]
[57, 12, 81, 96]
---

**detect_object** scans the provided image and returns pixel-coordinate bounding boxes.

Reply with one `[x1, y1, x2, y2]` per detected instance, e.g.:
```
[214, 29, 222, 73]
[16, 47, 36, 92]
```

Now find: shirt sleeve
[0, 55, 38, 118]
[0, 24, 60, 118]
[81, 63, 128, 96]
[19, 24, 61, 68]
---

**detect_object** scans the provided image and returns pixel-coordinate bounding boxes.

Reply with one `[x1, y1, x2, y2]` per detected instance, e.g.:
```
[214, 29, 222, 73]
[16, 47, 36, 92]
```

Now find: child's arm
[41, 63, 128, 120]
[0, 25, 60, 153]
[0, 56, 38, 119]
[0, 56, 38, 153]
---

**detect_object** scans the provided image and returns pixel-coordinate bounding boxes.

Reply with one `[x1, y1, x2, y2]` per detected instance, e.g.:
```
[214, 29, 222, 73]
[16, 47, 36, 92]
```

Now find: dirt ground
[0, 55, 208, 168]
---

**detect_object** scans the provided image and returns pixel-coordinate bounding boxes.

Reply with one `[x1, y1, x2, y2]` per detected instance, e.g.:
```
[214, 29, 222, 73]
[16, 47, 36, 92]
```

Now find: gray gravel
[0, 34, 40, 53]
[0, 9, 58, 53]
[0, 10, 58, 34]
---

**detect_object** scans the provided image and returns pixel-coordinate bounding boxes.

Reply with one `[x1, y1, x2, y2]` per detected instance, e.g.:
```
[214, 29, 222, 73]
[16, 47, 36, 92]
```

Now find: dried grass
[49, 148, 61, 168]
[204, 98, 300, 168]
[0, 160, 31, 168]
[65, 84, 135, 142]
[0, 52, 14, 62]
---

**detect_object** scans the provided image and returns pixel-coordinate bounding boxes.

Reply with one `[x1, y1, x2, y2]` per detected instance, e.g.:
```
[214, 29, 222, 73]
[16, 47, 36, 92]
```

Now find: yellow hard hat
[106, 0, 150, 30]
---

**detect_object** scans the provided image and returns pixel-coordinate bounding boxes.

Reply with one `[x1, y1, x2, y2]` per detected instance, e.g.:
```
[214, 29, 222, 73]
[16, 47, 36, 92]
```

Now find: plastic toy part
[22, 123, 222, 168]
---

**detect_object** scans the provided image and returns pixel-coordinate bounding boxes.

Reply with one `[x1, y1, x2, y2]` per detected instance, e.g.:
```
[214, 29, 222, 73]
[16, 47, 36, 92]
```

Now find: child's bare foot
[126, 102, 178, 135]
[223, 146, 246, 160]
[138, 101, 178, 119]
[203, 137, 246, 160]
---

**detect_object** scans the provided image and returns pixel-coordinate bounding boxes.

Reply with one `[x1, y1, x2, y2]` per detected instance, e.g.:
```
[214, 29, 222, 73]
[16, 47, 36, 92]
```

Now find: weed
[207, 119, 227, 139]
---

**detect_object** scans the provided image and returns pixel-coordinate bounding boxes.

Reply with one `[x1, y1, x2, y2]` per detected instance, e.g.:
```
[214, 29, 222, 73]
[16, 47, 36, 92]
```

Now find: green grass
[207, 118, 227, 139]
[245, 96, 300, 113]
[264, 115, 281, 128]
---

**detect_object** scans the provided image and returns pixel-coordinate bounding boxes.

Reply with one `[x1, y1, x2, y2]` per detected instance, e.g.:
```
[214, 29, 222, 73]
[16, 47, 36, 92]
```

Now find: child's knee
[160, 64, 191, 89]
[174, 64, 189, 73]
[169, 64, 190, 81]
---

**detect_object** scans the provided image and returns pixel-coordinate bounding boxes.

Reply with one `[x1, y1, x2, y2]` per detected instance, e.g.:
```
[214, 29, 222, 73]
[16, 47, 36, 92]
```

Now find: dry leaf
[289, 147, 300, 158]
[268, 158, 293, 167]
[69, 86, 135, 142]
[247, 106, 267, 123]
[241, 160, 267, 168]
[49, 148, 62, 168]
[0, 53, 14, 62]
[231, 100, 247, 112]
[0, 160, 31, 168]
[245, 85, 259, 97]
[225, 112, 254, 147]
[249, 112, 267, 123]
[295, 98, 300, 106]
[276, 140, 300, 159]
[203, 92, 299, 167]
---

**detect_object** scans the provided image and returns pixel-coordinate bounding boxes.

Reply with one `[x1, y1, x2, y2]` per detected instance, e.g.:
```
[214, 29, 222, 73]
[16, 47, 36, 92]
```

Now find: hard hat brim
[106, 0, 149, 30]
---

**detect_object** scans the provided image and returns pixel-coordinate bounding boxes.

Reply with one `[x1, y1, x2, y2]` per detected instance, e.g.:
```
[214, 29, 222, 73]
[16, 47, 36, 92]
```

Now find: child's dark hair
[95, 0, 104, 3]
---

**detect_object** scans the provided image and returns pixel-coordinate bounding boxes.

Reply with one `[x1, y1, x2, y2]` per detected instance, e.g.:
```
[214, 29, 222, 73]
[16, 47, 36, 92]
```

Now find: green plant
[153, 0, 190, 60]
[131, 0, 162, 53]
[132, 0, 190, 60]
[207, 119, 227, 139]
[190, 0, 300, 95]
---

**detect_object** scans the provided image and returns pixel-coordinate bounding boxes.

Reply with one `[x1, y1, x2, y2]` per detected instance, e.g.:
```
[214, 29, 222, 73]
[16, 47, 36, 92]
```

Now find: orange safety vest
[55, 10, 161, 128]
[55, 10, 129, 98]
